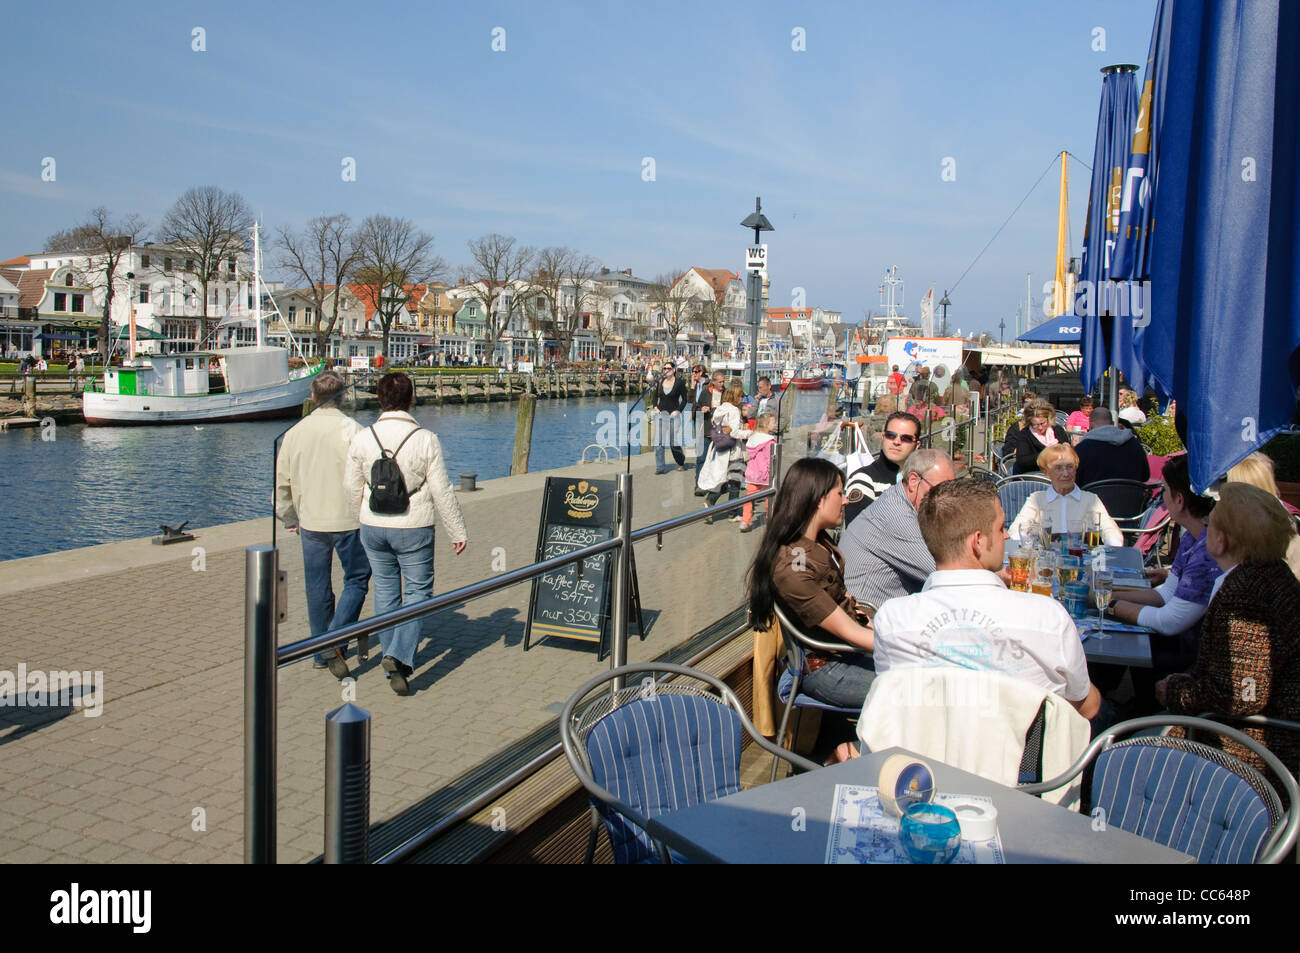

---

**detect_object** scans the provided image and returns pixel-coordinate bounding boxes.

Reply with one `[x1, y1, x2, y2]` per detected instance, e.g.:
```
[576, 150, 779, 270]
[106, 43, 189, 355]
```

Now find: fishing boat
[82, 224, 323, 426]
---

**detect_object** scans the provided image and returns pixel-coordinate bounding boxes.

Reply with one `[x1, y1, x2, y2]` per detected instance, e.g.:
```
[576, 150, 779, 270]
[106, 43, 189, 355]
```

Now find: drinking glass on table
[1033, 550, 1057, 597]
[1057, 555, 1081, 586]
[1093, 569, 1114, 639]
[1084, 512, 1103, 550]
[1067, 520, 1085, 557]
[1008, 548, 1032, 592]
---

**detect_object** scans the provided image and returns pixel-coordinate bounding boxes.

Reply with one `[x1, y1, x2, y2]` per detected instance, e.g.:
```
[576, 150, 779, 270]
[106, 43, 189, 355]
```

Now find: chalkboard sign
[524, 477, 641, 656]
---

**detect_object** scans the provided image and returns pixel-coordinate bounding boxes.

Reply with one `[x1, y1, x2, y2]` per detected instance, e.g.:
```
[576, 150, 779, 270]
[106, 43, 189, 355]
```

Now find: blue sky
[1, 0, 1156, 336]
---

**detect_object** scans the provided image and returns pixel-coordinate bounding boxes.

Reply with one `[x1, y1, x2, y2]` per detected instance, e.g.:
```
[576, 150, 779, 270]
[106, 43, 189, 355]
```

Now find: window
[138, 285, 149, 304]
[186, 259, 195, 272]
[54, 292, 67, 311]
[65, 274, 74, 287]
[227, 258, 236, 275]
[141, 255, 150, 268]
[288, 306, 296, 322]
[72, 294, 84, 313]
[164, 258, 173, 271]
[305, 307, 313, 322]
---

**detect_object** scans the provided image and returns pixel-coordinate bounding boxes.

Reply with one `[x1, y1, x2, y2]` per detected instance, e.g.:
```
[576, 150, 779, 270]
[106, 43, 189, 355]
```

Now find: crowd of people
[747, 388, 1300, 784]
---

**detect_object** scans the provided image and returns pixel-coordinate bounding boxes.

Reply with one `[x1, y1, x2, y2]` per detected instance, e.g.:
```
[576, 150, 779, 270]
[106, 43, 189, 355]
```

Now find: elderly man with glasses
[841, 449, 957, 610]
[844, 411, 923, 527]
[649, 361, 690, 474]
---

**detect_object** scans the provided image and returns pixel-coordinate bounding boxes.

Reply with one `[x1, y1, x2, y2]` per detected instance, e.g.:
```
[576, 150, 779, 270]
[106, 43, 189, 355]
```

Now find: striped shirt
[841, 482, 936, 611]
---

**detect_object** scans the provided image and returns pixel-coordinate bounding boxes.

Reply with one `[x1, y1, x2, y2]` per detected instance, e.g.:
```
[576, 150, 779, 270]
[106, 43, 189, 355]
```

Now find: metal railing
[244, 443, 782, 863]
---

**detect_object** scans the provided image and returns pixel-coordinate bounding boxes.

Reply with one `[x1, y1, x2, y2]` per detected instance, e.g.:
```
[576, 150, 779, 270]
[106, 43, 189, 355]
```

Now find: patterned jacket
[1163, 561, 1300, 781]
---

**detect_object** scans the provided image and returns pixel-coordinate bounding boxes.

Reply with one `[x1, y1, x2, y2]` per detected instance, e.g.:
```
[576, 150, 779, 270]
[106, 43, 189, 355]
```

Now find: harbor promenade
[0, 443, 771, 863]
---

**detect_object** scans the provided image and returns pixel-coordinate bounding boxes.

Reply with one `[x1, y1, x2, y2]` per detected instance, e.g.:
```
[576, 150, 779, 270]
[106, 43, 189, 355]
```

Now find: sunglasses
[883, 430, 918, 444]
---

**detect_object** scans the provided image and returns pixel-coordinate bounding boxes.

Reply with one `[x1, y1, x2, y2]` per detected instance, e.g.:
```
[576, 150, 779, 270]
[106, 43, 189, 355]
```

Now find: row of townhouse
[0, 241, 845, 368]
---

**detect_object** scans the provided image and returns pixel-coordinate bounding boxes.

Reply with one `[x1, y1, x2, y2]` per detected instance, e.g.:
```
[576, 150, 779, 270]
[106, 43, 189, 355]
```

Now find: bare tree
[695, 294, 729, 356]
[589, 285, 617, 359]
[531, 247, 602, 361]
[649, 270, 694, 358]
[46, 207, 147, 362]
[457, 234, 536, 364]
[353, 215, 443, 359]
[158, 187, 254, 343]
[276, 214, 362, 356]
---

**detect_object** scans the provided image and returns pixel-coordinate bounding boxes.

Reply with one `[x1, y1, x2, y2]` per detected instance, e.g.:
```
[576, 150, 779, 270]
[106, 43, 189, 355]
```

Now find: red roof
[0, 255, 30, 267]
[346, 283, 426, 321]
[2, 268, 55, 310]
[765, 308, 813, 321]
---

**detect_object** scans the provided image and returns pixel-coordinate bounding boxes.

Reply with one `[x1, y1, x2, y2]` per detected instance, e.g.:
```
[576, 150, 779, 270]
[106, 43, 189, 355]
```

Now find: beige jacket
[274, 406, 364, 532]
[344, 411, 468, 541]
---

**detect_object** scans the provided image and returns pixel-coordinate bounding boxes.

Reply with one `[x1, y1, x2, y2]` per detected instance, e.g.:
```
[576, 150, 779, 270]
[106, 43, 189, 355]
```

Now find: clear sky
[0, 0, 1156, 337]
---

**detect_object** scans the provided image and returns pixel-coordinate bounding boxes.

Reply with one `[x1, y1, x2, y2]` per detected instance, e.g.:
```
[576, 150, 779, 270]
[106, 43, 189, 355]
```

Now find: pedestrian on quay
[345, 371, 468, 696]
[738, 412, 776, 533]
[688, 364, 712, 485]
[275, 370, 373, 679]
[649, 360, 689, 473]
[698, 379, 751, 522]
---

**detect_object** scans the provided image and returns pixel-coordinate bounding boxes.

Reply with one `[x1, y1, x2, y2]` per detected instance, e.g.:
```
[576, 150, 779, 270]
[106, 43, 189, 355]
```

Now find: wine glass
[1093, 569, 1114, 639]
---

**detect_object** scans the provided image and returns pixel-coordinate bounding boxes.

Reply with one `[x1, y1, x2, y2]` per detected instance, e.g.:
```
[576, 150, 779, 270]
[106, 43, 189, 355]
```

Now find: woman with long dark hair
[748, 457, 876, 708]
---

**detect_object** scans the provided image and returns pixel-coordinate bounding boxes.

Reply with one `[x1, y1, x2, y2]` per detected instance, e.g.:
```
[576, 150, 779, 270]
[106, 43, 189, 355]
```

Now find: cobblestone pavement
[0, 444, 782, 863]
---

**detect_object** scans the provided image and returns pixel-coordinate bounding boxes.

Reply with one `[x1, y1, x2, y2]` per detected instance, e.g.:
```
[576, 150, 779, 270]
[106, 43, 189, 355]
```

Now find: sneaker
[325, 648, 350, 681]
[312, 655, 329, 670]
[655, 468, 669, 475]
[356, 634, 370, 664]
[382, 655, 413, 695]
[739, 522, 754, 533]
[677, 465, 689, 471]
[729, 514, 743, 522]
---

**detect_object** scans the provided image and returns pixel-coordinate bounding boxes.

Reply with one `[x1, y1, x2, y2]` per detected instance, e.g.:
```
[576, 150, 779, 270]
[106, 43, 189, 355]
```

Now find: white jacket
[857, 667, 1092, 809]
[275, 406, 363, 532]
[344, 411, 468, 540]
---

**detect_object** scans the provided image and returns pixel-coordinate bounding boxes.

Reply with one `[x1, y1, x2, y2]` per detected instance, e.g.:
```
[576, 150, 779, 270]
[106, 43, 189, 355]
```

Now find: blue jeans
[801, 655, 877, 710]
[653, 412, 685, 471]
[360, 524, 435, 669]
[301, 529, 371, 664]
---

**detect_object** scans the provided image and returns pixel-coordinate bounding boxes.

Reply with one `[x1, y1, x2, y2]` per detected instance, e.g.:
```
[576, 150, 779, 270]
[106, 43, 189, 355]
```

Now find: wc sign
[745, 244, 768, 276]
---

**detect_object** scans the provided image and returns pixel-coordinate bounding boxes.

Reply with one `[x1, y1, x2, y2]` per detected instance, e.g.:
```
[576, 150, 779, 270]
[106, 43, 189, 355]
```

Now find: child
[739, 413, 776, 533]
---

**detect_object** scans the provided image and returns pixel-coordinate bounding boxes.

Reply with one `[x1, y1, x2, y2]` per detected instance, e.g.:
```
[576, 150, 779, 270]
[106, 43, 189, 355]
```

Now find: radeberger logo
[564, 481, 599, 519]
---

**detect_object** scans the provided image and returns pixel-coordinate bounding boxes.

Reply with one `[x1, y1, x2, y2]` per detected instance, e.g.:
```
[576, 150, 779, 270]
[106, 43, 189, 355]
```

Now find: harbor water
[1, 390, 829, 561]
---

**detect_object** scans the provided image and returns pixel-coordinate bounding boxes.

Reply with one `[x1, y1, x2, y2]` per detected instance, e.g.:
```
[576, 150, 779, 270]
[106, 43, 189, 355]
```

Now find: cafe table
[1078, 545, 1154, 667]
[649, 747, 1193, 864]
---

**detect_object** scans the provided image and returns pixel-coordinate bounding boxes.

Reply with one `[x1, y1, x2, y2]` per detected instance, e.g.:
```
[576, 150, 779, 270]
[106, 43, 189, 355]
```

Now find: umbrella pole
[1108, 367, 1118, 417]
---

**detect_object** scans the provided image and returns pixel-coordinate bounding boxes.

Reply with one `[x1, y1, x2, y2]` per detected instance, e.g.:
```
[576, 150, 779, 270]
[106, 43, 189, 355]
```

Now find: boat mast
[253, 222, 263, 349]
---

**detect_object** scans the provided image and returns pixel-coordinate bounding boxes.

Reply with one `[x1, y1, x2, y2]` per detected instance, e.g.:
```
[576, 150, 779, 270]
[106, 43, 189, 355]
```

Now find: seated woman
[1226, 451, 1300, 580]
[1156, 483, 1300, 780]
[1065, 395, 1095, 438]
[1007, 398, 1069, 474]
[1107, 454, 1222, 712]
[748, 457, 876, 710]
[1007, 443, 1123, 546]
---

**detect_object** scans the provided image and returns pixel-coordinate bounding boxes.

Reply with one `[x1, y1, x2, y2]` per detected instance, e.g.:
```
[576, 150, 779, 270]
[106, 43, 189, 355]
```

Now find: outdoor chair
[769, 600, 874, 782]
[991, 445, 1015, 477]
[1018, 715, 1300, 863]
[995, 474, 1050, 529]
[1083, 478, 1171, 553]
[857, 667, 1092, 808]
[1055, 410, 1070, 428]
[560, 662, 819, 864]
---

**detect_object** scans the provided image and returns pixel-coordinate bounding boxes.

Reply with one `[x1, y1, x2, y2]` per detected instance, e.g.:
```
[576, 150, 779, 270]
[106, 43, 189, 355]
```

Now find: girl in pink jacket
[739, 414, 775, 532]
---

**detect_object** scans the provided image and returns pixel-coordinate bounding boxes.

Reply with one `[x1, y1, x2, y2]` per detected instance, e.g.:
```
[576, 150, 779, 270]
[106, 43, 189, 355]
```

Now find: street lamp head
[939, 291, 951, 308]
[740, 211, 774, 232]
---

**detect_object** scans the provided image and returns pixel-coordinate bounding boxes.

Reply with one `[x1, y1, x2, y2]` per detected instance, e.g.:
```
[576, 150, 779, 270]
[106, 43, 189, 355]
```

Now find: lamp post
[939, 290, 951, 337]
[740, 197, 774, 394]
[998, 317, 1005, 345]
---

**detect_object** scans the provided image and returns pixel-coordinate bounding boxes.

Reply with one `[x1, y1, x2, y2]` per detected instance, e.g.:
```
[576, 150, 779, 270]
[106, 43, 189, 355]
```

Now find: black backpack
[367, 425, 425, 515]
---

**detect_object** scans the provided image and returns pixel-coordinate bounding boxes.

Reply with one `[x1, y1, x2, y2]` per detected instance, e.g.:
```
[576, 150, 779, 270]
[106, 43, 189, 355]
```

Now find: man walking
[275, 371, 372, 679]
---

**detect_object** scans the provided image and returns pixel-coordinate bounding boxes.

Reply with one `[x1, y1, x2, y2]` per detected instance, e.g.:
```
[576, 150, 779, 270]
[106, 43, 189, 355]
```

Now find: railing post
[610, 471, 634, 689]
[772, 439, 784, 494]
[324, 703, 371, 864]
[244, 545, 278, 864]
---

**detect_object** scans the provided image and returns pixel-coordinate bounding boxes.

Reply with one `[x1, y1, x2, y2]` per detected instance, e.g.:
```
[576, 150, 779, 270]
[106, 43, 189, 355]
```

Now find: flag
[1078, 65, 1140, 394]
[1142, 0, 1300, 492]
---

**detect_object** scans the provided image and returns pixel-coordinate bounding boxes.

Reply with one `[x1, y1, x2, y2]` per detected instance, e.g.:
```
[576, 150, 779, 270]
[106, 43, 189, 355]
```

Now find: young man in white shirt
[873, 478, 1102, 721]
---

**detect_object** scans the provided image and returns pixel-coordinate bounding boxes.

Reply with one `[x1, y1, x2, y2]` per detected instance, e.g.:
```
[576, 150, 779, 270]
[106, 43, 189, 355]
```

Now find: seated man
[841, 449, 956, 610]
[843, 411, 922, 526]
[872, 478, 1102, 721]
[1074, 407, 1150, 487]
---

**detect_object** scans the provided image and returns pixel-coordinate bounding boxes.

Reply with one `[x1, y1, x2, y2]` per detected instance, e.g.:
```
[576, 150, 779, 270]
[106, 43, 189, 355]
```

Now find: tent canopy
[1018, 315, 1082, 344]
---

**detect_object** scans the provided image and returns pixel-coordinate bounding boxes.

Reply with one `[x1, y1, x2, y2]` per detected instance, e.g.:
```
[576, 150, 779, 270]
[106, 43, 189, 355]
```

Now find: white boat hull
[83, 373, 317, 426]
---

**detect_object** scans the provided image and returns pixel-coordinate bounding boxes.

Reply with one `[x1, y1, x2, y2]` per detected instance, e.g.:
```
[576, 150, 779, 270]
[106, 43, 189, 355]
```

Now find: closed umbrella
[1142, 0, 1300, 493]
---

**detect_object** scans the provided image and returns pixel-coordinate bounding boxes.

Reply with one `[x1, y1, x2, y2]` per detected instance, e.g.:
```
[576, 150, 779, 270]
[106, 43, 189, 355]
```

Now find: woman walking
[345, 373, 468, 695]
[697, 379, 750, 522]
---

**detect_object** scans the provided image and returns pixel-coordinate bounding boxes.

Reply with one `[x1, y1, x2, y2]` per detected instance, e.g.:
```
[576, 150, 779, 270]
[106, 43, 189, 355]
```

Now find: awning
[112, 326, 168, 341]
[36, 332, 81, 341]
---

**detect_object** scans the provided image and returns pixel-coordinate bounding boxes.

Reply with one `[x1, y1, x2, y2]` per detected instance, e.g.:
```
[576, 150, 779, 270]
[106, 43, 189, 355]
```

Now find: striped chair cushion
[1091, 742, 1274, 864]
[585, 693, 743, 864]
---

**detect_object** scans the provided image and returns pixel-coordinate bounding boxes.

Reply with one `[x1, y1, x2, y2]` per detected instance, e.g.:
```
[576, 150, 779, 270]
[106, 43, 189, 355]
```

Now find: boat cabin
[100, 347, 291, 397]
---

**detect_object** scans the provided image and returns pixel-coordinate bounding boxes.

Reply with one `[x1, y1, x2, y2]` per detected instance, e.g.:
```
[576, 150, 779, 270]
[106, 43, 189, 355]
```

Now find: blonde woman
[1006, 398, 1068, 474]
[1226, 451, 1300, 579]
[1007, 443, 1123, 546]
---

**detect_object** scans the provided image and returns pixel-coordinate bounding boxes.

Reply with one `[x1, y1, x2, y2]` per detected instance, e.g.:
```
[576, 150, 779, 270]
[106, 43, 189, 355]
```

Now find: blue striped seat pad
[586, 694, 743, 864]
[1092, 745, 1271, 864]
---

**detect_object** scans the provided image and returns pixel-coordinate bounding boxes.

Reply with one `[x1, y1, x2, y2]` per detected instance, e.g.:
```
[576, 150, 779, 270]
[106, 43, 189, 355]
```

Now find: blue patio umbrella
[1078, 65, 1141, 395]
[1142, 0, 1300, 492]
[1017, 315, 1082, 344]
